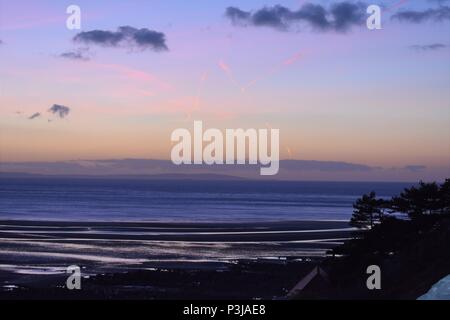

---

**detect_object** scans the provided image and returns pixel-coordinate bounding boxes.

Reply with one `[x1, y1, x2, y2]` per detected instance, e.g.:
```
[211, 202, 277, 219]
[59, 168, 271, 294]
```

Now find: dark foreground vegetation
[0, 260, 319, 300]
[295, 179, 450, 299]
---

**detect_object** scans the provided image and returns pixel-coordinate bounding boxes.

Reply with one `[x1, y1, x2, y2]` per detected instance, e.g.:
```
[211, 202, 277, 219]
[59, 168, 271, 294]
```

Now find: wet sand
[0, 219, 352, 299]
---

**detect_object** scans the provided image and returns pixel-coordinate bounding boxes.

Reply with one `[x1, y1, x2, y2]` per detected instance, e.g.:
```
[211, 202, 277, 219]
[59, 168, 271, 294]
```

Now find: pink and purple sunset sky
[0, 0, 449, 181]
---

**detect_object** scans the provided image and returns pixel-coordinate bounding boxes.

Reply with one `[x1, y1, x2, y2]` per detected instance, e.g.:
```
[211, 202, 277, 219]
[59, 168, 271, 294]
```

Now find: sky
[0, 0, 449, 180]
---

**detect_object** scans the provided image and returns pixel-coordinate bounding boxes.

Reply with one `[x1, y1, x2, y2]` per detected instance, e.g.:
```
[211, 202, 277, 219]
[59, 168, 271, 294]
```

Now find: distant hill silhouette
[0, 172, 245, 180]
[1, 158, 445, 181]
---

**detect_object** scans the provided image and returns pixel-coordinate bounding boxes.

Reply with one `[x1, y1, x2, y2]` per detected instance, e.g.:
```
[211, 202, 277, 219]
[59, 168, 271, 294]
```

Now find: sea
[0, 177, 412, 222]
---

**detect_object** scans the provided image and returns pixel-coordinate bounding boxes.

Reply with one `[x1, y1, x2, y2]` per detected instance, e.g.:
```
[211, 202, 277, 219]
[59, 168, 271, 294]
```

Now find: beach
[0, 219, 351, 299]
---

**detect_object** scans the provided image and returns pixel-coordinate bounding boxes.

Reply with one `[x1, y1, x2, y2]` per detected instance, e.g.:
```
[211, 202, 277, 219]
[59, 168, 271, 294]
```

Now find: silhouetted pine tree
[439, 179, 450, 214]
[350, 191, 384, 229]
[391, 181, 442, 218]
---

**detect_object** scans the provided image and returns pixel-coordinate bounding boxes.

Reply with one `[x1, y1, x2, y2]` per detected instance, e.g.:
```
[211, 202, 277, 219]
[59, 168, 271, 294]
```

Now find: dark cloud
[392, 6, 450, 23]
[225, 7, 251, 25]
[409, 43, 447, 51]
[75, 30, 123, 47]
[73, 26, 168, 51]
[330, 2, 366, 31]
[48, 104, 70, 119]
[0, 40, 3, 45]
[251, 5, 291, 29]
[59, 48, 90, 61]
[225, 2, 367, 32]
[28, 112, 41, 120]
[291, 4, 330, 30]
